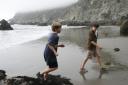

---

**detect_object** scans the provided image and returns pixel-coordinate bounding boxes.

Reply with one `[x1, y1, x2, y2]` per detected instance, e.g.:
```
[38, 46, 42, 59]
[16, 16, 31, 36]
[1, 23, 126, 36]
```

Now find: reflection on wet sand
[59, 26, 128, 85]
[79, 72, 86, 80]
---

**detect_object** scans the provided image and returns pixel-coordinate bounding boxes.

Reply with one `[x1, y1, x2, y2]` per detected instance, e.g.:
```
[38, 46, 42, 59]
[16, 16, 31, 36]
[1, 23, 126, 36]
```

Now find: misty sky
[0, 0, 78, 20]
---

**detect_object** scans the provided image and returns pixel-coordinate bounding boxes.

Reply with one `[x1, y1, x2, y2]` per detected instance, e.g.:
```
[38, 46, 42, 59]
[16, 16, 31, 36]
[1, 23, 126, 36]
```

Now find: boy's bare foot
[80, 68, 88, 74]
[43, 73, 48, 80]
[36, 72, 42, 78]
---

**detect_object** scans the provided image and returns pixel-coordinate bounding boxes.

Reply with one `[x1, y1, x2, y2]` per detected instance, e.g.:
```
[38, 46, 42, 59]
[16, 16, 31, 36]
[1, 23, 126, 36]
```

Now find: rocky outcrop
[117, 14, 128, 25]
[120, 20, 128, 36]
[10, 0, 128, 25]
[0, 70, 73, 85]
[0, 70, 6, 80]
[0, 19, 13, 30]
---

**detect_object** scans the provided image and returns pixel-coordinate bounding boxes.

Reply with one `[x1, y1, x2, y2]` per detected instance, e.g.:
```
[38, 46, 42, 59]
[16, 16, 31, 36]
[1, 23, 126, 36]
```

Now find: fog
[0, 0, 78, 20]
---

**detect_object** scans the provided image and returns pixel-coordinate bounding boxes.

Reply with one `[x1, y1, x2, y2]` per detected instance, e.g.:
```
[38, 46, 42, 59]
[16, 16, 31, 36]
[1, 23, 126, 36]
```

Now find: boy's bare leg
[80, 56, 89, 71]
[41, 67, 58, 80]
[80, 52, 89, 71]
[97, 55, 101, 67]
[43, 67, 58, 74]
[96, 49, 102, 67]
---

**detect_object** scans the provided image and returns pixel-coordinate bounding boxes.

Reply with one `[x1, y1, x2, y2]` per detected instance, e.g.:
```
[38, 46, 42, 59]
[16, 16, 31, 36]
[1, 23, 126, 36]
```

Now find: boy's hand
[59, 44, 65, 47]
[54, 52, 58, 56]
[97, 45, 102, 49]
[99, 46, 102, 50]
[53, 50, 58, 56]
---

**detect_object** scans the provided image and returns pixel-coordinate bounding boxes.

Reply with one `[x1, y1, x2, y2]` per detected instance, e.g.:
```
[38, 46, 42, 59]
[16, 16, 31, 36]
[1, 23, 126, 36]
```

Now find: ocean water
[0, 24, 50, 49]
[0, 25, 86, 49]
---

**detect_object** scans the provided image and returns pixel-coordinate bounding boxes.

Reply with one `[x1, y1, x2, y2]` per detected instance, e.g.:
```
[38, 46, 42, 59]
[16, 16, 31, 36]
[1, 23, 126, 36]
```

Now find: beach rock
[0, 70, 73, 85]
[37, 22, 48, 26]
[120, 20, 128, 36]
[0, 70, 6, 80]
[114, 48, 120, 52]
[5, 76, 40, 85]
[117, 15, 128, 25]
[0, 19, 13, 30]
[66, 21, 90, 26]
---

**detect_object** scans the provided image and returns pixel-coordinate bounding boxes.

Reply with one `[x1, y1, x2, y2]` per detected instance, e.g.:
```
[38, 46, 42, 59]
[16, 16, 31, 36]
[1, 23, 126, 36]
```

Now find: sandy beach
[0, 26, 128, 85]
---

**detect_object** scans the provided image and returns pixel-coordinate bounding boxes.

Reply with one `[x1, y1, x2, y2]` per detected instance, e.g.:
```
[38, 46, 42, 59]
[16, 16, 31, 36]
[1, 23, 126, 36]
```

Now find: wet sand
[0, 26, 128, 85]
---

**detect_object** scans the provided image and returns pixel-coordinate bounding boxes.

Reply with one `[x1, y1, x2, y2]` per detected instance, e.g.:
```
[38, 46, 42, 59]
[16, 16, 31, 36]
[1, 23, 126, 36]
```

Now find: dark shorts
[47, 59, 58, 68]
[87, 48, 100, 58]
[44, 55, 58, 68]
[44, 45, 58, 68]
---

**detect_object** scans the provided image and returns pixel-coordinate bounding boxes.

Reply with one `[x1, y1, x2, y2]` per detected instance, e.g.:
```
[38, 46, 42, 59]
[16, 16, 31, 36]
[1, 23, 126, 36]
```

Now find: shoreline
[0, 27, 128, 85]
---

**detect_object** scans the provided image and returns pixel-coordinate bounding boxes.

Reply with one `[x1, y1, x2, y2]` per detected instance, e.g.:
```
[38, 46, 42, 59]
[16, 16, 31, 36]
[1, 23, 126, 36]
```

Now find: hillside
[10, 0, 128, 25]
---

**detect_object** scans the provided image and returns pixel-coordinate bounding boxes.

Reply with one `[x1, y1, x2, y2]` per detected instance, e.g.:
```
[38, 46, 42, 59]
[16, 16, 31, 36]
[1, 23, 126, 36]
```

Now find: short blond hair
[52, 21, 62, 32]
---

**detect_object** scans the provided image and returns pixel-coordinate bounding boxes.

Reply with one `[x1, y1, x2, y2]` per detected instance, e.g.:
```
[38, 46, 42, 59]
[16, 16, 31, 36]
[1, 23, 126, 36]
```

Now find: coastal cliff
[10, 0, 128, 25]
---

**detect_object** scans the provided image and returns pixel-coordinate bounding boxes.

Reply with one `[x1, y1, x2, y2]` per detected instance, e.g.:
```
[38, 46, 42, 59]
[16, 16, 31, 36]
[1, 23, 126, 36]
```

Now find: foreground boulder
[0, 70, 6, 80]
[120, 20, 128, 36]
[0, 70, 73, 85]
[0, 19, 13, 30]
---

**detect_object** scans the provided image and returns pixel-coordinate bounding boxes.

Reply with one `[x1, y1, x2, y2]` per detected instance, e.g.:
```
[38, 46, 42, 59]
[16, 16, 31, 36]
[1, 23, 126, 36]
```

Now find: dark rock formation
[37, 23, 48, 26]
[114, 48, 120, 52]
[0, 70, 6, 80]
[0, 19, 13, 30]
[120, 20, 128, 36]
[0, 70, 73, 85]
[66, 21, 90, 26]
[117, 14, 128, 25]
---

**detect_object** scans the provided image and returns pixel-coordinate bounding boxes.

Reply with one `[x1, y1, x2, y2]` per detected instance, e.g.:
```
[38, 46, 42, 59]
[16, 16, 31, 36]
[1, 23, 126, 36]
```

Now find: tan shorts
[87, 48, 100, 59]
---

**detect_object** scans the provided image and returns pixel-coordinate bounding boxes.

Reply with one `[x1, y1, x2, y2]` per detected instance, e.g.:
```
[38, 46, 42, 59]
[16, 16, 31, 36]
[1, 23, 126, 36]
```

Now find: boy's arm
[48, 44, 58, 56]
[91, 41, 102, 49]
[56, 44, 65, 47]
